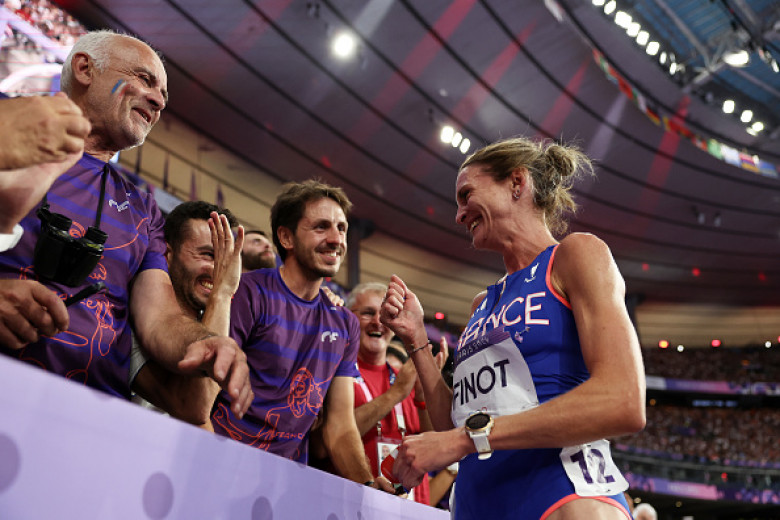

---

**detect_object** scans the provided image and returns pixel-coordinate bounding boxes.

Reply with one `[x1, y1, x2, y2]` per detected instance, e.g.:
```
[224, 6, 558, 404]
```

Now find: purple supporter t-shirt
[211, 267, 360, 463]
[0, 153, 168, 399]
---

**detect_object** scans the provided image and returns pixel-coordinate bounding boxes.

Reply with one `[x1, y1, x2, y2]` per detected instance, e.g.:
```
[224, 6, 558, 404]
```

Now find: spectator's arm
[354, 360, 416, 436]
[0, 94, 89, 170]
[130, 268, 252, 418]
[323, 376, 379, 484]
[0, 95, 88, 234]
[132, 214, 247, 426]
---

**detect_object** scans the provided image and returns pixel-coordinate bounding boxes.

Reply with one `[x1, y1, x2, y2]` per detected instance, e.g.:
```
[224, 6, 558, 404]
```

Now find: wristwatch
[464, 411, 494, 460]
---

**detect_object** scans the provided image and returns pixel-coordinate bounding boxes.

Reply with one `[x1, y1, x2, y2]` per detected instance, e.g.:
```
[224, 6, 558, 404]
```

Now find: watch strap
[469, 430, 493, 459]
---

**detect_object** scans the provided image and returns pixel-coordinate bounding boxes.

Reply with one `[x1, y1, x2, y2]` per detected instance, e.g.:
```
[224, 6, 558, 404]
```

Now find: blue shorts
[453, 449, 632, 520]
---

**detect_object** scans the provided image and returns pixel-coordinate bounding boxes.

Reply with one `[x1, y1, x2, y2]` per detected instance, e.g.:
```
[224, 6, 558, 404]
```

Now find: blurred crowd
[2, 0, 85, 47]
[642, 346, 779, 384]
[617, 405, 780, 469]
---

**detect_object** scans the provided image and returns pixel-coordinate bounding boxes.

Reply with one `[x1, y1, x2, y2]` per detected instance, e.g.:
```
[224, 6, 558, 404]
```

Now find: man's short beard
[242, 252, 275, 271]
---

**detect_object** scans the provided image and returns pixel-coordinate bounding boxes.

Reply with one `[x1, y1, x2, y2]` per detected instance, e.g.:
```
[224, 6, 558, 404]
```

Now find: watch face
[467, 412, 491, 430]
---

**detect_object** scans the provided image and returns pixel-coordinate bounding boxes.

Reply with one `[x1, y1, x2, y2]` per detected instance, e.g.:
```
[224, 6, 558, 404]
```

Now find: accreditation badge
[377, 437, 415, 501]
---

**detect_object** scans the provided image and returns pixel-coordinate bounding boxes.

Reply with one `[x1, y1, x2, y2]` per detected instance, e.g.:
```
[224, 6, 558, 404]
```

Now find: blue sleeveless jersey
[451, 245, 631, 520]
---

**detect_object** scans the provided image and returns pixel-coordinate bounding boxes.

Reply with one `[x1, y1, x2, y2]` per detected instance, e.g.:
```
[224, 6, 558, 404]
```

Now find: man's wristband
[0, 224, 23, 252]
[407, 339, 431, 355]
[363, 480, 375, 487]
[413, 400, 426, 410]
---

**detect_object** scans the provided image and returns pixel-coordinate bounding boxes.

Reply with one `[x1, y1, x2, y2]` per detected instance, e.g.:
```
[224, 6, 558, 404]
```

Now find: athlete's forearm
[408, 345, 454, 431]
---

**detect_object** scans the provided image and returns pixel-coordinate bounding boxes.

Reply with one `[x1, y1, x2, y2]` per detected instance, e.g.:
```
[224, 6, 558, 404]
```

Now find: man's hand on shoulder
[0, 279, 69, 349]
[178, 335, 253, 418]
[322, 285, 344, 307]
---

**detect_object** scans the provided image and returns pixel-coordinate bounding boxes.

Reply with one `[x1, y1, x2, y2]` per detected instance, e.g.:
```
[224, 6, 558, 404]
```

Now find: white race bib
[560, 439, 628, 496]
[451, 327, 539, 425]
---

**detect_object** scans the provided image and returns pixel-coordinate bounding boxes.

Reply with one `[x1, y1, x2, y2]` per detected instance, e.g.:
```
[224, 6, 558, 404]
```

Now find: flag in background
[190, 170, 198, 201]
[739, 153, 759, 173]
[162, 152, 170, 191]
[216, 183, 225, 207]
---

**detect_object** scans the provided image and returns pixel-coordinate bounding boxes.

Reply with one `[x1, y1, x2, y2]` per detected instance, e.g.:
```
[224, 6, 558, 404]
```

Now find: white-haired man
[633, 503, 658, 520]
[347, 282, 447, 504]
[0, 30, 252, 417]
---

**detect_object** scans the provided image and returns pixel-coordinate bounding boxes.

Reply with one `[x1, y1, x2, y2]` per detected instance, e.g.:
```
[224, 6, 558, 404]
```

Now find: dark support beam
[346, 217, 374, 290]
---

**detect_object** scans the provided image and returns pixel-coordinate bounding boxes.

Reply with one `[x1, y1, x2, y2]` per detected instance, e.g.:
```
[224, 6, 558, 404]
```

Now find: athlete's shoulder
[555, 232, 612, 268]
[554, 232, 622, 296]
[469, 290, 488, 316]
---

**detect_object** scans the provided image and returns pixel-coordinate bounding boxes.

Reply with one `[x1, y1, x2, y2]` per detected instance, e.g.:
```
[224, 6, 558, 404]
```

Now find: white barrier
[0, 355, 448, 520]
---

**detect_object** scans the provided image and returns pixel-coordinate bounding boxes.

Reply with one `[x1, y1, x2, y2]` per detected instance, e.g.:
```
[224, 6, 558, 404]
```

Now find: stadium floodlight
[332, 32, 357, 59]
[440, 125, 455, 144]
[646, 41, 660, 56]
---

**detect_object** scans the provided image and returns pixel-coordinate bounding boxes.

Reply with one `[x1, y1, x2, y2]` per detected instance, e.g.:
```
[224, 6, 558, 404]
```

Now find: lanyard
[40, 163, 109, 229]
[357, 363, 406, 437]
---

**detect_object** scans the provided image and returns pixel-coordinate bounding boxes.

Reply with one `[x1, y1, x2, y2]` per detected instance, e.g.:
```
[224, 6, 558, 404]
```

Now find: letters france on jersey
[451, 245, 629, 520]
[211, 267, 359, 463]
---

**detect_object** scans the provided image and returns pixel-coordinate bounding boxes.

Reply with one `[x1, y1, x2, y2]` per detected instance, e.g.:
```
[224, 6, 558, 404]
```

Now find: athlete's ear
[510, 167, 528, 190]
[164, 242, 173, 264]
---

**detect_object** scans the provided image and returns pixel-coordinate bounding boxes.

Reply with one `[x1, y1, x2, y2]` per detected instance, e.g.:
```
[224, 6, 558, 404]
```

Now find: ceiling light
[722, 99, 735, 114]
[451, 132, 463, 148]
[740, 109, 753, 123]
[440, 125, 454, 144]
[751, 121, 764, 132]
[723, 49, 749, 67]
[636, 31, 649, 46]
[614, 11, 631, 28]
[592, 0, 606, 6]
[627, 22, 640, 37]
[459, 138, 471, 154]
[677, 345, 684, 352]
[604, 0, 616, 15]
[747, 127, 758, 136]
[766, 341, 772, 348]
[669, 62, 677, 74]
[693, 206, 705, 224]
[332, 32, 357, 59]
[771, 59, 779, 73]
[646, 41, 660, 56]
[659, 52, 667, 64]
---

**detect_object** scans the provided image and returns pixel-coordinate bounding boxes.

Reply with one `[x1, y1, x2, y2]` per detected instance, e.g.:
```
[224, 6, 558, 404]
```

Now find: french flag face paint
[111, 80, 129, 97]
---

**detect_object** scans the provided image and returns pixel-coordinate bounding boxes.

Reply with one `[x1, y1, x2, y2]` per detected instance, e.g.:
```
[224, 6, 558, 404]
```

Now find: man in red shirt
[347, 282, 435, 504]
